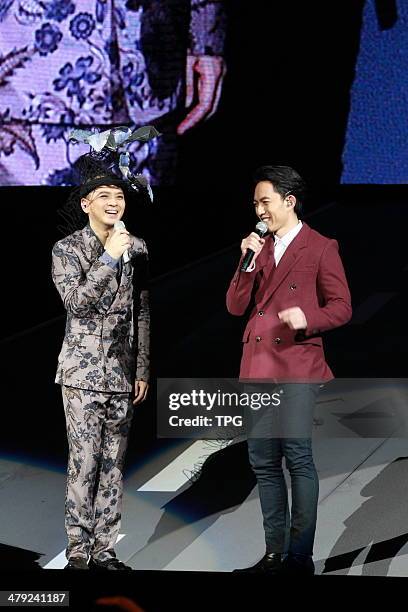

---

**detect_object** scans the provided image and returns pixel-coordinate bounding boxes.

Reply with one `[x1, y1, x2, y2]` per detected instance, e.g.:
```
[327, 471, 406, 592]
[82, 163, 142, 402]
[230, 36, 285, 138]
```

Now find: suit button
[274, 337, 282, 344]
[290, 283, 297, 290]
[256, 336, 262, 342]
[258, 311, 264, 316]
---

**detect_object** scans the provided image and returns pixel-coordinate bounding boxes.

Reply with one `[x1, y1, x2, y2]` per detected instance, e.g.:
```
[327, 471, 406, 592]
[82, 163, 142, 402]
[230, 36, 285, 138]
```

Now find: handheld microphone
[240, 221, 268, 271]
[114, 220, 130, 263]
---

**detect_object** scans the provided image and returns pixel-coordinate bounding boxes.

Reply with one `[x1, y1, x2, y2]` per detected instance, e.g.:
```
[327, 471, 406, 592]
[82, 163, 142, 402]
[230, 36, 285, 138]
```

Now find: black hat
[71, 151, 148, 199]
[56, 125, 160, 235]
[69, 124, 160, 201]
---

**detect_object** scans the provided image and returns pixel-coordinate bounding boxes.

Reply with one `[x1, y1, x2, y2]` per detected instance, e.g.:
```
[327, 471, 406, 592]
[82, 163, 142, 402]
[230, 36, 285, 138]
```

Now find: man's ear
[285, 195, 296, 209]
[80, 197, 89, 213]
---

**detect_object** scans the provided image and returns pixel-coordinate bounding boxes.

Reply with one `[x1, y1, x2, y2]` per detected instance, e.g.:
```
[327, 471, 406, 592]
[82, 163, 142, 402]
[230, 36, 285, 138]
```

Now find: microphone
[114, 220, 130, 264]
[240, 221, 268, 271]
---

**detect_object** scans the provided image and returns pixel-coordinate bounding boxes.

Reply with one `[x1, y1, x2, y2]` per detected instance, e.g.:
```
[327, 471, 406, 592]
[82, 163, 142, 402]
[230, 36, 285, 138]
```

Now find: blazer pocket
[295, 340, 322, 348]
[291, 265, 316, 273]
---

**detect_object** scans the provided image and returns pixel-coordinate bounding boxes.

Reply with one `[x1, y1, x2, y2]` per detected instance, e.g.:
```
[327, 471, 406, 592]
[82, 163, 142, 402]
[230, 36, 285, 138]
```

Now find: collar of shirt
[274, 221, 303, 249]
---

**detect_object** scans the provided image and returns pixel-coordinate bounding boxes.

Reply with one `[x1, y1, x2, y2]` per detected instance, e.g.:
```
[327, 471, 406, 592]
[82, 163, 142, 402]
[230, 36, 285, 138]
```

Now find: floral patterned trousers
[61, 385, 133, 562]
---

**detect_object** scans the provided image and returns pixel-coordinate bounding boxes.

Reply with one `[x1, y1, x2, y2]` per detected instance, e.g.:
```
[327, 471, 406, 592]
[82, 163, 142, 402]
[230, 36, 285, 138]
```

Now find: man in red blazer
[226, 165, 352, 575]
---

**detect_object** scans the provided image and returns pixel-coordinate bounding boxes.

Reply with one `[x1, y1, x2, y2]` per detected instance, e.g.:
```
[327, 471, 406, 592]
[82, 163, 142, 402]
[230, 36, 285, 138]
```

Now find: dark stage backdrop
[1, 1, 406, 468]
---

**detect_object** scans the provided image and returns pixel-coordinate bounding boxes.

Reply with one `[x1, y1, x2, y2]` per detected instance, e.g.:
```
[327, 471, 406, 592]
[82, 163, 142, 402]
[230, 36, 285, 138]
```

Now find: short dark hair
[253, 165, 306, 218]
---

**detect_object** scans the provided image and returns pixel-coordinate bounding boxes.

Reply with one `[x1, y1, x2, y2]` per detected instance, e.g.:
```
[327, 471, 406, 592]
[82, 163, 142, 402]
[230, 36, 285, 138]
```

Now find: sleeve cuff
[302, 306, 321, 336]
[99, 251, 120, 270]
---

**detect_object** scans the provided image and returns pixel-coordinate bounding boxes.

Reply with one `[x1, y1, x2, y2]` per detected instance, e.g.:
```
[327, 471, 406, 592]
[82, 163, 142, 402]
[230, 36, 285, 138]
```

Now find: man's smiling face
[81, 185, 126, 228]
[253, 181, 296, 236]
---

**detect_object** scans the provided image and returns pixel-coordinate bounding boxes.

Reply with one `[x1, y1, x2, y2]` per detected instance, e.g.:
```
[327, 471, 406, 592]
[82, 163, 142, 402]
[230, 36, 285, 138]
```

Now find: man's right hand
[105, 228, 132, 260]
[240, 232, 266, 263]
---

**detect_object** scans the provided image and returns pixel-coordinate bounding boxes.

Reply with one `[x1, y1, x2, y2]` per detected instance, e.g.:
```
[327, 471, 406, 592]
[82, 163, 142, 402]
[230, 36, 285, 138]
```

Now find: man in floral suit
[51, 161, 149, 570]
[0, 0, 226, 185]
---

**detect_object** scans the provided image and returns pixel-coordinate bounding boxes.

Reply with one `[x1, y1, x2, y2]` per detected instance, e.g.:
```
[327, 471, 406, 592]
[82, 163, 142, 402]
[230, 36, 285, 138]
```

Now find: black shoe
[88, 557, 132, 571]
[64, 557, 89, 570]
[282, 554, 315, 576]
[233, 553, 283, 574]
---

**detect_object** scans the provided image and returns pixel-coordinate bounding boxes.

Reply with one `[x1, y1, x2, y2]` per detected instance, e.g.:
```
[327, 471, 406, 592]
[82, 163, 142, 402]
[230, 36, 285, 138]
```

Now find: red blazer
[226, 223, 352, 382]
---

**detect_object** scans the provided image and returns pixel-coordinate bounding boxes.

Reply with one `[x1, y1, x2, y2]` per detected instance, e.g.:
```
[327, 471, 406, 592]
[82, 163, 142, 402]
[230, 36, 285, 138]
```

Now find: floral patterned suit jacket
[51, 223, 149, 392]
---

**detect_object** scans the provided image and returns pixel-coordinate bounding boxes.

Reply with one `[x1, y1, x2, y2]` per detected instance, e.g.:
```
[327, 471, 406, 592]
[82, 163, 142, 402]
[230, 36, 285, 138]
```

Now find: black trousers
[246, 383, 320, 556]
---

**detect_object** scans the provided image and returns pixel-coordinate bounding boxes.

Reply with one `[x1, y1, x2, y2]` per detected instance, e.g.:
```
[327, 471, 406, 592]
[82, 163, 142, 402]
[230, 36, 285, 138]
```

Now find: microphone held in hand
[114, 220, 130, 263]
[240, 221, 268, 271]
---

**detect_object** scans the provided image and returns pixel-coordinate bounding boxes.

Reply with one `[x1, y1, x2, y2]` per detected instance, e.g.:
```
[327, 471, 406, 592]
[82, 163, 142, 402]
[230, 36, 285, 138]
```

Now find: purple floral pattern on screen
[34, 22, 63, 55]
[44, 1, 76, 23]
[0, 0, 226, 186]
[53, 56, 102, 105]
[69, 12, 96, 39]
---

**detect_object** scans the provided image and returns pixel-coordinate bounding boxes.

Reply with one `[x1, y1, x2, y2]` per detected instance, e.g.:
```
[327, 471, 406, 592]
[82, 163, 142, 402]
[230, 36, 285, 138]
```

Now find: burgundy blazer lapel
[258, 223, 310, 308]
[256, 234, 275, 271]
[254, 234, 275, 293]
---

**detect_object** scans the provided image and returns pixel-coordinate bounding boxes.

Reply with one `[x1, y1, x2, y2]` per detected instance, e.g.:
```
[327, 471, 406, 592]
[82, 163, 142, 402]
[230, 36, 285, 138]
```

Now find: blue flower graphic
[122, 62, 144, 107]
[86, 370, 101, 385]
[46, 167, 75, 186]
[102, 457, 115, 474]
[41, 124, 67, 143]
[44, 0, 76, 23]
[70, 12, 95, 40]
[34, 23, 63, 56]
[53, 56, 101, 106]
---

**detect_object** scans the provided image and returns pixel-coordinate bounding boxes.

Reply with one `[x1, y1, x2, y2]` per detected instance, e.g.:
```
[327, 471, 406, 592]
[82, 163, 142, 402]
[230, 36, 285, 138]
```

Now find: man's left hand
[133, 380, 149, 405]
[278, 307, 307, 330]
[177, 55, 226, 135]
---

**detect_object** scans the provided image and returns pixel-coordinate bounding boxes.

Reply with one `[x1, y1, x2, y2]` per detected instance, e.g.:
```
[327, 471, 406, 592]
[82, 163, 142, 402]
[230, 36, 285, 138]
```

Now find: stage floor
[1, 379, 408, 576]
